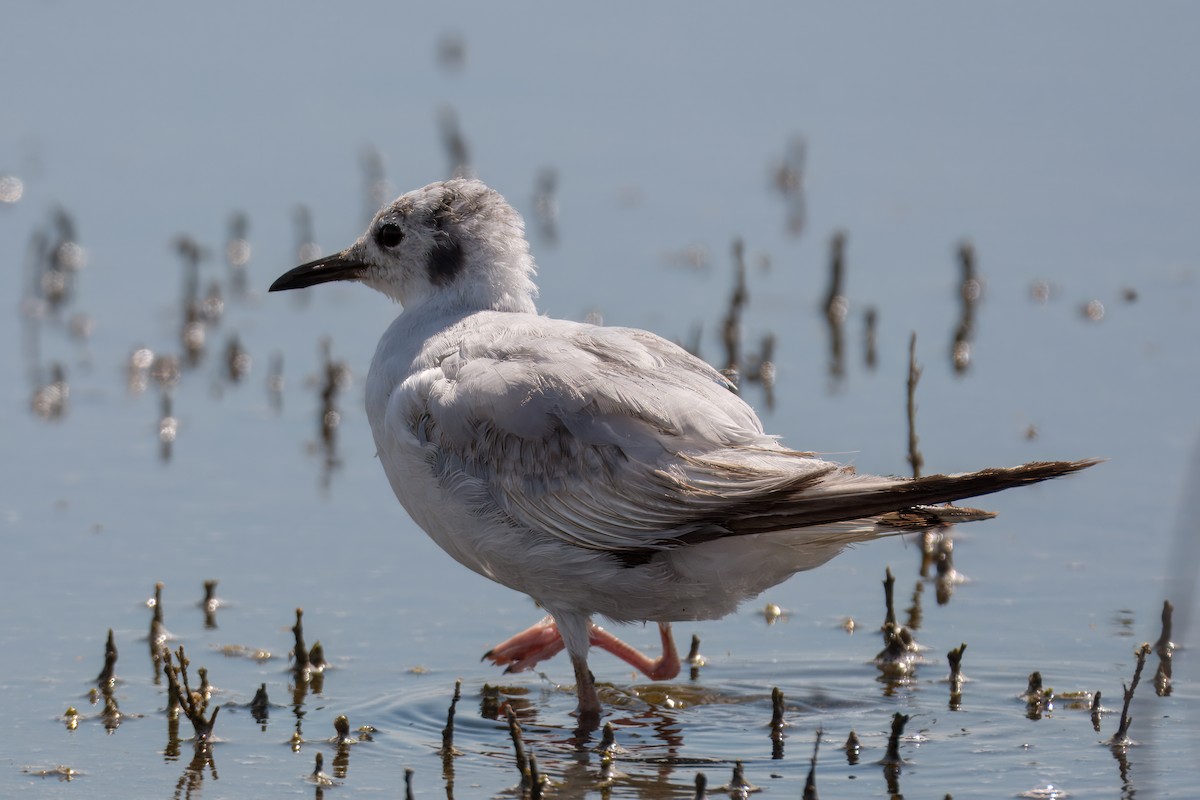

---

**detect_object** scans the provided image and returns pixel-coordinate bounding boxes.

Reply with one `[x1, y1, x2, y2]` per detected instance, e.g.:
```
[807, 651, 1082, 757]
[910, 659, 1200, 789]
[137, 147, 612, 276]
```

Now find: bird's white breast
[363, 307, 578, 598]
[365, 310, 496, 579]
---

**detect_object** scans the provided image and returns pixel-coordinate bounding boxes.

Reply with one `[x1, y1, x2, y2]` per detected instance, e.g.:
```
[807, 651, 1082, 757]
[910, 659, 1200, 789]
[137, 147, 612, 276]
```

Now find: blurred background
[2, 3, 1198, 797]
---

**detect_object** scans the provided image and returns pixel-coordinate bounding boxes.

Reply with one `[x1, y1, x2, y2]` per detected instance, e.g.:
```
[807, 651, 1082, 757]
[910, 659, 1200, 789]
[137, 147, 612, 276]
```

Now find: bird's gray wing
[382, 315, 1097, 552]
[384, 316, 843, 552]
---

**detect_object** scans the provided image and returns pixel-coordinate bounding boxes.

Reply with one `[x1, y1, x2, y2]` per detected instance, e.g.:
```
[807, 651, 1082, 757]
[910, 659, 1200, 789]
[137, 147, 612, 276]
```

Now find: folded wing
[390, 315, 1095, 553]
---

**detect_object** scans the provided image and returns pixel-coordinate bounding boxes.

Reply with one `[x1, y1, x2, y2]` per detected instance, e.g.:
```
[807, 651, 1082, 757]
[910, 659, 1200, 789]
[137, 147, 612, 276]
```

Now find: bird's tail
[726, 459, 1101, 536]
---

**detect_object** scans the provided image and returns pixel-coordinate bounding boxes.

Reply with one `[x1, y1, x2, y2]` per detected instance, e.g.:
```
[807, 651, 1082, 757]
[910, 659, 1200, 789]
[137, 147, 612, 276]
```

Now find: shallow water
[3, 3, 1199, 798]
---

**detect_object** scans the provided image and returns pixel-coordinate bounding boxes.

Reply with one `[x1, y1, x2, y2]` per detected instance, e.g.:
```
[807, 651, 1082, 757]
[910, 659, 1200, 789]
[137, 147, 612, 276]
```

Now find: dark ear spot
[427, 231, 464, 285]
[428, 195, 465, 285]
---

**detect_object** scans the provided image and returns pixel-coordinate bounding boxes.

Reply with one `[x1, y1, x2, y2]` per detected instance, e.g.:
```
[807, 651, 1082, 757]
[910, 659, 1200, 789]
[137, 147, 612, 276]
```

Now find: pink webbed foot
[483, 616, 565, 673]
[484, 617, 680, 682]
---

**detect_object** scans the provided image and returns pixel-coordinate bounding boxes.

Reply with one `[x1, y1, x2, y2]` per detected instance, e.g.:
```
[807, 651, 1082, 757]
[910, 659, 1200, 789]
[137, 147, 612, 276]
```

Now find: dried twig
[770, 686, 786, 759]
[906, 332, 923, 478]
[505, 704, 529, 786]
[1111, 643, 1152, 746]
[96, 629, 118, 687]
[441, 679, 462, 753]
[948, 643, 967, 707]
[721, 238, 748, 383]
[1154, 600, 1175, 696]
[162, 645, 219, 742]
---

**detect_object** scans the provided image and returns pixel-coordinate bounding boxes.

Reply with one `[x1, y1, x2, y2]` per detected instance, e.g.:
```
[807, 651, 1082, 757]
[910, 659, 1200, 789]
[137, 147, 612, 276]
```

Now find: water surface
[2, 3, 1198, 797]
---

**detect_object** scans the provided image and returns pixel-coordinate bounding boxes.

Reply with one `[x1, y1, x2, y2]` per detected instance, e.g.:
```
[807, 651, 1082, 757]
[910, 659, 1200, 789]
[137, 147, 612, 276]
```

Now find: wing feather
[381, 312, 1095, 554]
[387, 315, 835, 551]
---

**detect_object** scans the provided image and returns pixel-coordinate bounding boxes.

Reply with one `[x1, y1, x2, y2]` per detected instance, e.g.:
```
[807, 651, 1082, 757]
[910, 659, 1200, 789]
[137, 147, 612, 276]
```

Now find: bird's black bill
[269, 250, 367, 292]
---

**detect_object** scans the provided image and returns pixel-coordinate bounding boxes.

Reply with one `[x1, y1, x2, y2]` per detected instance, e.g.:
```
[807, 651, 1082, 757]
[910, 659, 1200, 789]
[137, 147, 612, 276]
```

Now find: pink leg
[570, 651, 602, 727]
[485, 618, 680, 681]
[590, 621, 680, 681]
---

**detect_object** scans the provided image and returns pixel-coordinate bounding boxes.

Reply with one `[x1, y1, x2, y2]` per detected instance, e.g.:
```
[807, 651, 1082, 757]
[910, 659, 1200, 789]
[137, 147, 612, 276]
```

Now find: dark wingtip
[1017, 458, 1105, 479]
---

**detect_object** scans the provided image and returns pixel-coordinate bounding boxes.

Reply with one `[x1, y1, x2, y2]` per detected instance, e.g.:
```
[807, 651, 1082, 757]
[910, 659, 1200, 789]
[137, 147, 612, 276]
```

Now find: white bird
[270, 178, 1095, 724]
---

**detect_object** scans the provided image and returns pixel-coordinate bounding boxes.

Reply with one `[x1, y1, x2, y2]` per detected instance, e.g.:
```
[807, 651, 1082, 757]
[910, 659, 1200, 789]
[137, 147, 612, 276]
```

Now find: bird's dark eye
[375, 222, 403, 249]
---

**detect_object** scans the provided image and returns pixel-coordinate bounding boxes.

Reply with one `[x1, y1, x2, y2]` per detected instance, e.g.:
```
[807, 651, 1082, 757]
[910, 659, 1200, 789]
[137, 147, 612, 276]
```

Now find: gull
[270, 178, 1096, 724]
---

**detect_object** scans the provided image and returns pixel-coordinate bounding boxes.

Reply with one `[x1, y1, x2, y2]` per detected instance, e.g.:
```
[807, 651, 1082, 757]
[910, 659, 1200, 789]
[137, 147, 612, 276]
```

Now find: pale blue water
[2, 3, 1198, 797]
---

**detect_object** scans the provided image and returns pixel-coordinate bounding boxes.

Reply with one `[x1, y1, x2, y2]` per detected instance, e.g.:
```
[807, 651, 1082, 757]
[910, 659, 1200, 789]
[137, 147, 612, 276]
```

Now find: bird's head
[270, 178, 538, 314]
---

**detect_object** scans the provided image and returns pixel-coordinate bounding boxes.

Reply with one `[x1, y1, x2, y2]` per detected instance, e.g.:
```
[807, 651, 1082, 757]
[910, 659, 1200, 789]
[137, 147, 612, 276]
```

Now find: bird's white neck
[400, 241, 539, 316]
